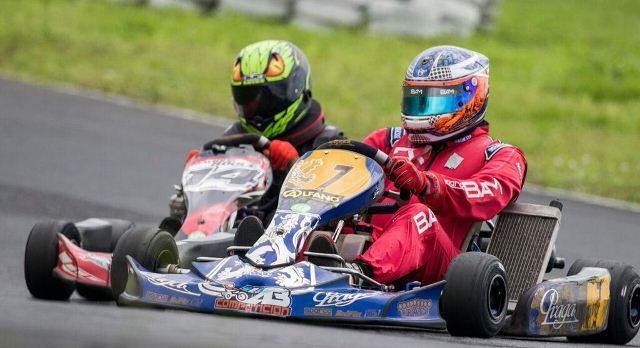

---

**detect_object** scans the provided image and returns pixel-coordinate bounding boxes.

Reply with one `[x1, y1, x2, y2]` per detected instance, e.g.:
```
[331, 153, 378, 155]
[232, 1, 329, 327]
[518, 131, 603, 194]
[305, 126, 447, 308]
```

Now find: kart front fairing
[120, 149, 446, 327]
[178, 146, 271, 240]
[122, 255, 446, 326]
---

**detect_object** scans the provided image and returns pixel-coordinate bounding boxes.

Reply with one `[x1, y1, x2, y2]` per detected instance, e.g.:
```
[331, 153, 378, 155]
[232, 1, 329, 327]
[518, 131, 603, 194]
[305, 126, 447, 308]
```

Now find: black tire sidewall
[24, 221, 80, 300]
[110, 227, 178, 301]
[567, 258, 640, 344]
[441, 253, 508, 337]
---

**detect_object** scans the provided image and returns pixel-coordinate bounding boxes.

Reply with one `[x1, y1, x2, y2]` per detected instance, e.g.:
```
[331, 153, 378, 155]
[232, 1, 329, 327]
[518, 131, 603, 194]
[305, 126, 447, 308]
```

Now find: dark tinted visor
[232, 81, 291, 121]
[401, 83, 475, 116]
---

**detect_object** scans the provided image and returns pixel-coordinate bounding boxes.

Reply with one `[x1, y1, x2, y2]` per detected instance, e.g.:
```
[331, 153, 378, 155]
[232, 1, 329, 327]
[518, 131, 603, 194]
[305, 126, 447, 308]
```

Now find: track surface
[1, 78, 638, 347]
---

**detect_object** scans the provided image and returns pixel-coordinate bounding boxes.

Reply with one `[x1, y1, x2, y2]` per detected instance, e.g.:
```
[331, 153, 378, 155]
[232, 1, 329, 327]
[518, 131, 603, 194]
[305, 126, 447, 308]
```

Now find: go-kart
[24, 134, 273, 301]
[114, 140, 639, 345]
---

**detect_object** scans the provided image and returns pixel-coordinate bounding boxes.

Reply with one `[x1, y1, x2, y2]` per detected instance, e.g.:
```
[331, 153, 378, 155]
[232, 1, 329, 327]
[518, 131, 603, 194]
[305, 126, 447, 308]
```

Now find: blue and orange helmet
[401, 45, 490, 144]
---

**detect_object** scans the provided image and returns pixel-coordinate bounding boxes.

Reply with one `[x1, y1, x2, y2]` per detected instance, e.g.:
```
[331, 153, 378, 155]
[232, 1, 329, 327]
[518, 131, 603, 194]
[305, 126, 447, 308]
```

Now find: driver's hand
[387, 157, 431, 195]
[265, 140, 299, 171]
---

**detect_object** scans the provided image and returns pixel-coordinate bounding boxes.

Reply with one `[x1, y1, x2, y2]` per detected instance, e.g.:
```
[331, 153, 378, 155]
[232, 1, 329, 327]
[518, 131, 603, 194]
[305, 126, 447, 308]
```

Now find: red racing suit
[357, 124, 527, 286]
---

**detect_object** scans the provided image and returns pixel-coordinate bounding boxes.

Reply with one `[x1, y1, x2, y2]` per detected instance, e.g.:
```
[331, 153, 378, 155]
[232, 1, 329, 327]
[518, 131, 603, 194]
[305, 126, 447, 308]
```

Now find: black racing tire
[24, 221, 81, 300]
[566, 259, 640, 345]
[110, 226, 179, 303]
[441, 252, 508, 337]
[76, 283, 114, 301]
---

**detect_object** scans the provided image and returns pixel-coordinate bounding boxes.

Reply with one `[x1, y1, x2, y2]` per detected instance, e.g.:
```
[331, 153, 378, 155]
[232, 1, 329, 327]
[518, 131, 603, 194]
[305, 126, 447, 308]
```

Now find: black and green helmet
[231, 40, 312, 139]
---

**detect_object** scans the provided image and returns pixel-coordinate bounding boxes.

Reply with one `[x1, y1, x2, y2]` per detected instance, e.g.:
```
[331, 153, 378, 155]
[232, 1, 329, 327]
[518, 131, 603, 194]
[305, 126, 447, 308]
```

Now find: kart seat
[304, 231, 372, 263]
[76, 218, 135, 252]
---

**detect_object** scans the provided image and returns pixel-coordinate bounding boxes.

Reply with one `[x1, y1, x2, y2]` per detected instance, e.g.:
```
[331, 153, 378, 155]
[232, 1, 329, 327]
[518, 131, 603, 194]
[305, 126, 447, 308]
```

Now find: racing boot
[234, 216, 264, 247]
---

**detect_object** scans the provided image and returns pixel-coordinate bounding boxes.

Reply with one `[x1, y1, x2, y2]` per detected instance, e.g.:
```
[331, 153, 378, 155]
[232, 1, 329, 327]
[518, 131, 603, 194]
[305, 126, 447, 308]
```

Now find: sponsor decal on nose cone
[397, 298, 432, 318]
[282, 189, 342, 204]
[312, 292, 377, 307]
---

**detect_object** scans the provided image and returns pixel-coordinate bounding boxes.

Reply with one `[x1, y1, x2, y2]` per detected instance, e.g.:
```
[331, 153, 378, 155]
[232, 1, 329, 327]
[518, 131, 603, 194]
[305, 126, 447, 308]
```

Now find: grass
[1, 0, 639, 202]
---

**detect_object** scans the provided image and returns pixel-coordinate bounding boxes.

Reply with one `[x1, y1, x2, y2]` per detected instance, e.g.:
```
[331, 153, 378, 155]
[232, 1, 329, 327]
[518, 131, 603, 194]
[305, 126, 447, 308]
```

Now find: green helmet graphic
[231, 40, 312, 139]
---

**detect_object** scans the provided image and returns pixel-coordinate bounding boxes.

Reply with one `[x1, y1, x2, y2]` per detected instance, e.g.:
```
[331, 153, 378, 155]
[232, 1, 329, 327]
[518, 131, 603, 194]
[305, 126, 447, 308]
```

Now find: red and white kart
[24, 134, 273, 301]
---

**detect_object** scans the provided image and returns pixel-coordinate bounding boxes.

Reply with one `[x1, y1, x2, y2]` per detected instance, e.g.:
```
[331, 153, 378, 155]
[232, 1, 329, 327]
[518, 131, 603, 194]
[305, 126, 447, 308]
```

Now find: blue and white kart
[114, 140, 640, 343]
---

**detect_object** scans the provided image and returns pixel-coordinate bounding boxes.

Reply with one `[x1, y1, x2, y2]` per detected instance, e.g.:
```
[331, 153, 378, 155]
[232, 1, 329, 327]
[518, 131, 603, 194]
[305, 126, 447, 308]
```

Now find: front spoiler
[120, 256, 447, 329]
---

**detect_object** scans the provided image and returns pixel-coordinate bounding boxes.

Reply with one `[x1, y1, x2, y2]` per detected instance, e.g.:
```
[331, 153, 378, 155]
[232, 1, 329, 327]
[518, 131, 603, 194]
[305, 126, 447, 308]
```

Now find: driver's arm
[422, 146, 527, 221]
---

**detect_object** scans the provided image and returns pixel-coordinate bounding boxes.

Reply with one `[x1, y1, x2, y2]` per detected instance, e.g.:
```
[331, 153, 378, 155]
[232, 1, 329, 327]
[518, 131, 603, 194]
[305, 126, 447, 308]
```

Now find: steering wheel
[316, 140, 411, 203]
[202, 134, 271, 151]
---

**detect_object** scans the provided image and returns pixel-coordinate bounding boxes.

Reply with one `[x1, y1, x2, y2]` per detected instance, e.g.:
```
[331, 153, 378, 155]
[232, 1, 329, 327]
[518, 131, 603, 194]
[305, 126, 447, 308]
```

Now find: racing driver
[323, 46, 528, 287]
[170, 40, 344, 226]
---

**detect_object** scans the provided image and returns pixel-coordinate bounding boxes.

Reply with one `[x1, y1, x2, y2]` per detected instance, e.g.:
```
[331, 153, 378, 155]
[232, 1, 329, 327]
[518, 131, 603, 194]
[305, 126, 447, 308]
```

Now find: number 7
[317, 165, 353, 190]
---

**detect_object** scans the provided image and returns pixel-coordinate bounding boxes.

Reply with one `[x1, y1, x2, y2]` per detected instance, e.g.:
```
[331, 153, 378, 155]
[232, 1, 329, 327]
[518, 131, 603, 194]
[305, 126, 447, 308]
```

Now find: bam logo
[445, 178, 503, 199]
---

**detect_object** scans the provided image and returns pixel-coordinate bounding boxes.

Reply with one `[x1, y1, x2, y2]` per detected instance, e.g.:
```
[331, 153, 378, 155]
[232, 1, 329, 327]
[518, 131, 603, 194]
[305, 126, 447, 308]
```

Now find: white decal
[183, 158, 264, 192]
[198, 282, 226, 296]
[198, 283, 291, 307]
[146, 275, 200, 296]
[313, 292, 377, 307]
[444, 152, 464, 169]
[392, 147, 416, 160]
[413, 210, 437, 235]
[287, 158, 323, 187]
[79, 254, 110, 269]
[243, 287, 291, 307]
[445, 178, 503, 198]
[540, 289, 578, 329]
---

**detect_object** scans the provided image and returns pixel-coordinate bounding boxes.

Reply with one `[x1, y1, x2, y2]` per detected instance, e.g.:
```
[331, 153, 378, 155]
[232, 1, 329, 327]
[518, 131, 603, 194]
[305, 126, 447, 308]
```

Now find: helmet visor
[232, 81, 290, 122]
[401, 83, 475, 116]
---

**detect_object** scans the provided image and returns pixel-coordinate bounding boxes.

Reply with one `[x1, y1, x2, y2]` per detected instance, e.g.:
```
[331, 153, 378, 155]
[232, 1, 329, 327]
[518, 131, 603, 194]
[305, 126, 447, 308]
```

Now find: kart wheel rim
[487, 274, 507, 321]
[629, 284, 640, 328]
[154, 250, 175, 272]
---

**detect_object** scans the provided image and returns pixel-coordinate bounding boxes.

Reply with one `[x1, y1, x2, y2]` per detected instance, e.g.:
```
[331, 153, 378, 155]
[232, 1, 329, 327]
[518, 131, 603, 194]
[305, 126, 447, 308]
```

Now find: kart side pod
[502, 267, 610, 337]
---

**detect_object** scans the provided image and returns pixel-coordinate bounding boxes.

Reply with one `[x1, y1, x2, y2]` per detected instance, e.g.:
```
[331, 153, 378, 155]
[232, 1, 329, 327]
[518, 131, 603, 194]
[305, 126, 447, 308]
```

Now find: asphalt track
[0, 77, 638, 348]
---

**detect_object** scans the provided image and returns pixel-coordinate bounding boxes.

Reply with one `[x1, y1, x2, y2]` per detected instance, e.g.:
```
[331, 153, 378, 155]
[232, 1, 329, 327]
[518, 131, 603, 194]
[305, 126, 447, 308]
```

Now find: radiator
[486, 203, 562, 310]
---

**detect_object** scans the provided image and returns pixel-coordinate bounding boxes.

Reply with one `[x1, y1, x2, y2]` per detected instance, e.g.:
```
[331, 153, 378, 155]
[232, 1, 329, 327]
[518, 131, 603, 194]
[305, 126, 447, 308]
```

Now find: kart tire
[24, 221, 81, 300]
[441, 252, 508, 338]
[566, 259, 640, 345]
[111, 226, 179, 303]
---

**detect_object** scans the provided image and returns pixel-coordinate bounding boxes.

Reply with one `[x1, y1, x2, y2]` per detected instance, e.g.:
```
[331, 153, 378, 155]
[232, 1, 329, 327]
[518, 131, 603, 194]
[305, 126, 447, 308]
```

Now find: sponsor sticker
[444, 152, 464, 170]
[484, 142, 511, 161]
[282, 189, 342, 205]
[210, 285, 292, 317]
[145, 290, 169, 303]
[397, 298, 432, 318]
[313, 292, 377, 307]
[540, 288, 578, 329]
[146, 275, 200, 297]
[364, 309, 382, 318]
[335, 310, 362, 318]
[304, 307, 333, 317]
[290, 203, 311, 213]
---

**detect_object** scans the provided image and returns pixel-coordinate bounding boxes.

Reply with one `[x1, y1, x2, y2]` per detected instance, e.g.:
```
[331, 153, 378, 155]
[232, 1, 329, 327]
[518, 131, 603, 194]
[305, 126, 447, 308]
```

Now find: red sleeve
[423, 146, 527, 221]
[363, 128, 390, 153]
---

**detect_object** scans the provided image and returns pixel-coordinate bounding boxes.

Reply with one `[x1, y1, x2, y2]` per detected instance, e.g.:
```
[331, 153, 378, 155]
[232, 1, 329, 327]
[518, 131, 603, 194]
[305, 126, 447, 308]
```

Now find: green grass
[1, 0, 640, 202]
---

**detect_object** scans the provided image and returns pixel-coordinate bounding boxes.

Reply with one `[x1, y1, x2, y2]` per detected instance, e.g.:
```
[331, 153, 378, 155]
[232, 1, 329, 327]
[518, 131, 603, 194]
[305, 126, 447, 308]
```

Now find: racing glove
[265, 140, 299, 171]
[386, 157, 441, 198]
